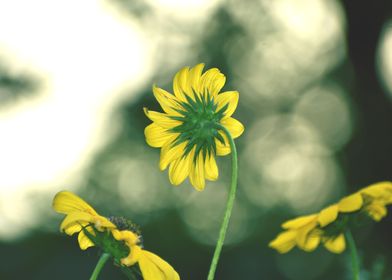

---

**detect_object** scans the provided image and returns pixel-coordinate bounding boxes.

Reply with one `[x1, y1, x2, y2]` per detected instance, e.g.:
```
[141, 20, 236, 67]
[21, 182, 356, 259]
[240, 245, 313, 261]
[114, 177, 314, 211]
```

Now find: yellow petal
[199, 68, 226, 98]
[159, 141, 187, 171]
[188, 63, 204, 94]
[78, 227, 95, 250]
[152, 85, 183, 116]
[220, 117, 244, 139]
[168, 151, 192, 185]
[296, 221, 318, 249]
[269, 230, 297, 254]
[93, 216, 116, 231]
[282, 214, 318, 229]
[301, 233, 321, 252]
[112, 229, 140, 246]
[215, 132, 230, 156]
[64, 223, 83, 235]
[214, 91, 239, 118]
[60, 212, 94, 232]
[52, 191, 98, 216]
[121, 245, 143, 266]
[173, 66, 192, 102]
[323, 234, 346, 254]
[111, 229, 123, 240]
[145, 123, 177, 148]
[143, 108, 182, 129]
[338, 193, 363, 212]
[139, 250, 180, 280]
[318, 205, 339, 227]
[112, 229, 143, 267]
[189, 151, 205, 191]
[204, 152, 219, 181]
[365, 202, 387, 221]
[361, 181, 392, 198]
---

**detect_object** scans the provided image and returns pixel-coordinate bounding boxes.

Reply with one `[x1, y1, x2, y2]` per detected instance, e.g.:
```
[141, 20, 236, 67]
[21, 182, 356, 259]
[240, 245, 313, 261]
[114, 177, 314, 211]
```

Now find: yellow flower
[52, 190, 116, 250]
[53, 191, 180, 280]
[112, 229, 180, 279]
[269, 214, 320, 253]
[269, 181, 392, 254]
[144, 63, 244, 191]
[269, 213, 346, 254]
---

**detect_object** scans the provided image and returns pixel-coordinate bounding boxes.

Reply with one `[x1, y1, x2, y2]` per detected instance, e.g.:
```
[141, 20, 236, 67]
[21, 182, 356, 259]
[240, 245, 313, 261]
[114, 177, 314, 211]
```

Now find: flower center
[170, 93, 227, 156]
[108, 216, 141, 232]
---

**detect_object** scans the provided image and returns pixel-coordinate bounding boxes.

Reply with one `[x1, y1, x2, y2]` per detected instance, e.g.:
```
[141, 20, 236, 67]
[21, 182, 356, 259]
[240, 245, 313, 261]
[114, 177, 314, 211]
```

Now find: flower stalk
[207, 124, 238, 280]
[90, 253, 111, 280]
[345, 230, 360, 280]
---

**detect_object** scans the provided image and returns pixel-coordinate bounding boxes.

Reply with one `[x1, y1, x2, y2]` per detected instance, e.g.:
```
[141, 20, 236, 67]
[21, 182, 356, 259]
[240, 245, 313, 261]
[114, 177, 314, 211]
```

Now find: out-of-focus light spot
[294, 83, 352, 151]
[0, 0, 151, 240]
[129, 0, 223, 92]
[377, 21, 392, 100]
[265, 147, 320, 184]
[179, 181, 252, 246]
[147, 0, 222, 21]
[265, 149, 340, 212]
[268, 0, 344, 44]
[230, 0, 345, 103]
[116, 157, 173, 219]
[0, 191, 42, 239]
[241, 114, 343, 213]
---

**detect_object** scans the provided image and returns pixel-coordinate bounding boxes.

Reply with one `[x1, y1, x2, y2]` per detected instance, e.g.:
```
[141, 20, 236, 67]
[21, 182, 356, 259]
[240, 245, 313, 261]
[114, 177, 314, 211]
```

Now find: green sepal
[322, 210, 375, 238]
[165, 89, 230, 160]
[81, 225, 143, 279]
[82, 225, 128, 261]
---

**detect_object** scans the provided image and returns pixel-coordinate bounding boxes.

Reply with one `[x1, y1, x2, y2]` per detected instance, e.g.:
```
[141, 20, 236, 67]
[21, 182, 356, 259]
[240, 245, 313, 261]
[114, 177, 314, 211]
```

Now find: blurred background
[0, 0, 391, 279]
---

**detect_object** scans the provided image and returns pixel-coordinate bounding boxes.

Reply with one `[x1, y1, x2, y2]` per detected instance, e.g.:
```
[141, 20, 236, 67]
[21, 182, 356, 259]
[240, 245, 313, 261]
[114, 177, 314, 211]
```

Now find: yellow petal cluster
[53, 191, 180, 280]
[269, 181, 392, 254]
[144, 63, 244, 191]
[52, 191, 116, 250]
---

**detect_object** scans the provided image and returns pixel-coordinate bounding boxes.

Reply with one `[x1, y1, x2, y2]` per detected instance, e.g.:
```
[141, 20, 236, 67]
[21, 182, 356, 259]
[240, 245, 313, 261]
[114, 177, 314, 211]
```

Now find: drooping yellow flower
[269, 213, 347, 254]
[269, 181, 392, 254]
[53, 191, 180, 280]
[144, 63, 244, 191]
[112, 229, 180, 279]
[52, 190, 116, 250]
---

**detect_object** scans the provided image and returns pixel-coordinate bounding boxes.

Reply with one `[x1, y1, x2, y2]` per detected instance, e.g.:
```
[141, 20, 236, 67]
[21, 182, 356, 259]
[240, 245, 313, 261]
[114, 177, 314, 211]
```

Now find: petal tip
[143, 107, 149, 116]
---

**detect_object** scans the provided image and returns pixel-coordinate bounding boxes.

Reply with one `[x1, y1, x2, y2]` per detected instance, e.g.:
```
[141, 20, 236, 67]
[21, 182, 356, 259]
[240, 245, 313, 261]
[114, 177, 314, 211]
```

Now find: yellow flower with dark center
[53, 191, 180, 280]
[144, 63, 244, 191]
[269, 181, 392, 254]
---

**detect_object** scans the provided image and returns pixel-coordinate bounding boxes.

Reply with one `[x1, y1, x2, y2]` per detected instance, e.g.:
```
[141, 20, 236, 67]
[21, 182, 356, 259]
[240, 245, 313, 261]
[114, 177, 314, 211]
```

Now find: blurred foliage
[0, 61, 39, 108]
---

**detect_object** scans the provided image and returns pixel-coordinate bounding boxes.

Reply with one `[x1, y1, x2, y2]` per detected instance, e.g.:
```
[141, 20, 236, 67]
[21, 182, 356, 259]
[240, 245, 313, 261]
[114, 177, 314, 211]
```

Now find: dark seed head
[108, 216, 141, 235]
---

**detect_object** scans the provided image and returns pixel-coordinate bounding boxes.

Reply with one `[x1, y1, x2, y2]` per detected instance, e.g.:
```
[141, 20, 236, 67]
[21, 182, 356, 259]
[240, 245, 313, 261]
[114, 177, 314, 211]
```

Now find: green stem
[120, 265, 142, 280]
[345, 230, 360, 280]
[207, 124, 239, 280]
[89, 253, 111, 280]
